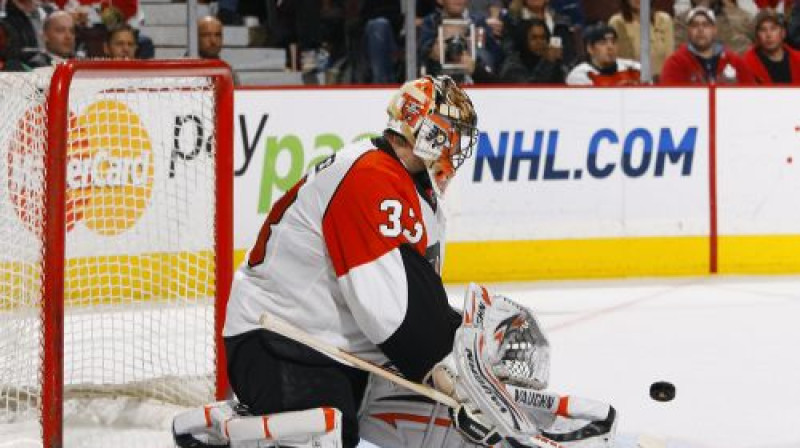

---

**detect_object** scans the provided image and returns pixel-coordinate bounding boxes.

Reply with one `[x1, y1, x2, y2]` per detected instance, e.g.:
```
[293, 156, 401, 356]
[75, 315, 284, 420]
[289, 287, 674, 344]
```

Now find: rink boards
[232, 86, 800, 281]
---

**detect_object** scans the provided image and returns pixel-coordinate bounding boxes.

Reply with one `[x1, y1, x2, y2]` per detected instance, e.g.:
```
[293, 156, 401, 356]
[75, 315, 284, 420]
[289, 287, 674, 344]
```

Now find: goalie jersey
[224, 137, 461, 382]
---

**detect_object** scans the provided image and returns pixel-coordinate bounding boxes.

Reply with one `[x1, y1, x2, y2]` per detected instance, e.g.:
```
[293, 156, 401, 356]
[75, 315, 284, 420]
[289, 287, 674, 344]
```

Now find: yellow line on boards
[442, 237, 710, 282]
[5, 234, 797, 312]
[718, 235, 800, 274]
[0, 251, 217, 310]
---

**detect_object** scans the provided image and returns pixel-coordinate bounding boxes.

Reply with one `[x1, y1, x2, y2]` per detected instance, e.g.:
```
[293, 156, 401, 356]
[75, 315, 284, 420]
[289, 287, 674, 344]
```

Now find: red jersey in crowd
[754, 0, 786, 8]
[742, 44, 800, 84]
[51, 0, 138, 20]
[660, 43, 756, 84]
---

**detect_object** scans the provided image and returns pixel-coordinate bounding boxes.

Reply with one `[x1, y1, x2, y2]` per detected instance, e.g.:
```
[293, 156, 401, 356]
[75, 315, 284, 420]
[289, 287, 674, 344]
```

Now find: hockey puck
[650, 381, 676, 402]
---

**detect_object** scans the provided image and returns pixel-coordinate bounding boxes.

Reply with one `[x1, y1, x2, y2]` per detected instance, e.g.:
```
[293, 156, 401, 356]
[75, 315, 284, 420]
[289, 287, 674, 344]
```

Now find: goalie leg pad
[224, 330, 367, 447]
[359, 374, 484, 448]
[173, 401, 344, 448]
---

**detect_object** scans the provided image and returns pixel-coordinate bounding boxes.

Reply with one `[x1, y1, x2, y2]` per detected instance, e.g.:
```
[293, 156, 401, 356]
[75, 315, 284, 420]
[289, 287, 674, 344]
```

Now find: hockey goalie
[173, 76, 617, 447]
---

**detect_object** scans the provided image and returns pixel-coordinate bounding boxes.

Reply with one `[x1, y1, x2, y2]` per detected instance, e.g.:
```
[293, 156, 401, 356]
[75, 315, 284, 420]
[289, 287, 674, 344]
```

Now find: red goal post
[0, 60, 234, 448]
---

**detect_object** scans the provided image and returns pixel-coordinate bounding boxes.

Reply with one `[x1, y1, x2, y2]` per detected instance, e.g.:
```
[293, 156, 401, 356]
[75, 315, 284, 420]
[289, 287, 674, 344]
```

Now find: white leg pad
[359, 375, 482, 448]
[229, 407, 343, 448]
[173, 401, 343, 448]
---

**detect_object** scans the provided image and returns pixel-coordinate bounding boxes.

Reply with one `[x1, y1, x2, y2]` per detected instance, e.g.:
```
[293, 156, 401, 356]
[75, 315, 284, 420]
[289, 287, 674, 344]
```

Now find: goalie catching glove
[425, 283, 547, 445]
[491, 303, 550, 390]
[427, 283, 617, 448]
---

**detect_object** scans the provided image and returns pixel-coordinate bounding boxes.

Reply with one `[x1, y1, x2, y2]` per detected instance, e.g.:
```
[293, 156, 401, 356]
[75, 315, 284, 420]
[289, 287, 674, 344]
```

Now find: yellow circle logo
[66, 100, 155, 235]
[9, 100, 154, 236]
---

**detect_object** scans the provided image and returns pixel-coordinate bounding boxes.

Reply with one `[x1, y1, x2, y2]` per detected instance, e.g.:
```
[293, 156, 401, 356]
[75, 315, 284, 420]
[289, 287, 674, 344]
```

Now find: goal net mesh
[0, 68, 220, 432]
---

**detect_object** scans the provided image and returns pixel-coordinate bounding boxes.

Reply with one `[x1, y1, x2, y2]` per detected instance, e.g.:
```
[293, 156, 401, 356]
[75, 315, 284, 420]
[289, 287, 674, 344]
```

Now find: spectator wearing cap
[675, 0, 754, 54]
[661, 6, 755, 83]
[609, 0, 675, 80]
[566, 23, 642, 85]
[742, 8, 800, 82]
[27, 10, 76, 68]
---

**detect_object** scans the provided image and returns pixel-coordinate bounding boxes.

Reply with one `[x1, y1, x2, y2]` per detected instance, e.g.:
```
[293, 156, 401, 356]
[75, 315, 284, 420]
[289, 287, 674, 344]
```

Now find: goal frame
[39, 59, 234, 448]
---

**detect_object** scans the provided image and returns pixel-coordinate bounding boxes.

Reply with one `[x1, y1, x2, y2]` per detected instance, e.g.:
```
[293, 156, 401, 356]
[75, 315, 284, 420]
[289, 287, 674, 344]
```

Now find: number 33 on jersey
[378, 199, 423, 244]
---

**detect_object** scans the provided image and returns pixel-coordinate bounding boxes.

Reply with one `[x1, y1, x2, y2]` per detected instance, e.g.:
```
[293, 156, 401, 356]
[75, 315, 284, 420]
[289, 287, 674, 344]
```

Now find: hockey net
[0, 61, 233, 447]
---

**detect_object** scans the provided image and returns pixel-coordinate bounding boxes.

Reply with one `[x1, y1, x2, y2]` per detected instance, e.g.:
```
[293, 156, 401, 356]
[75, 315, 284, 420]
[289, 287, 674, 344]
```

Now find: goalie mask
[386, 75, 478, 195]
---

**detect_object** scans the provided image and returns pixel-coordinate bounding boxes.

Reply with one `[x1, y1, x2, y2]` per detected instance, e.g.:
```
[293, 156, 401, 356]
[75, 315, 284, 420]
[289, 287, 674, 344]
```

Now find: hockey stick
[259, 312, 567, 448]
[259, 312, 460, 408]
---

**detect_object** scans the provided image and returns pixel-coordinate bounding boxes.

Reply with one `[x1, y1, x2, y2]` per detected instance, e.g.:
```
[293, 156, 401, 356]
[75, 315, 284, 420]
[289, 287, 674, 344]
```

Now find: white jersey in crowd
[566, 58, 642, 85]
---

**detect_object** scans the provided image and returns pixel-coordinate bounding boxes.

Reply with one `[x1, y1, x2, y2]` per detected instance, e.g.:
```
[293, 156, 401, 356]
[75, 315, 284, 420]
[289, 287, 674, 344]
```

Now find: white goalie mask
[386, 75, 478, 196]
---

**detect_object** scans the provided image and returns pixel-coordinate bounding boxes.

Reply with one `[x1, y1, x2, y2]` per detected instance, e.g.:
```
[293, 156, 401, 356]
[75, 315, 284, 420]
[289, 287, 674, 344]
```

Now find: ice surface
[2, 276, 799, 448]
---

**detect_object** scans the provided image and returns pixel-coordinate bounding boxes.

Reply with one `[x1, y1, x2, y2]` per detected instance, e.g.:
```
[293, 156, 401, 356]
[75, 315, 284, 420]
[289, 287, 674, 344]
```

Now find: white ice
[443, 276, 800, 448]
[2, 275, 799, 448]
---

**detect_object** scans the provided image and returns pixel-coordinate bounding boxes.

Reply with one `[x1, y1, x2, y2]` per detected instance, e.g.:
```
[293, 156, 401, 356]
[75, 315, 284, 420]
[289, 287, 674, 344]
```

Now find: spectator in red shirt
[754, 0, 786, 9]
[661, 6, 755, 83]
[742, 8, 800, 82]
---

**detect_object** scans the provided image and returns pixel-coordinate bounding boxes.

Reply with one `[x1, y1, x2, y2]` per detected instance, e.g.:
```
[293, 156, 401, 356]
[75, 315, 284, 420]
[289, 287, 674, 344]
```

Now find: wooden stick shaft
[260, 313, 458, 408]
[259, 312, 565, 448]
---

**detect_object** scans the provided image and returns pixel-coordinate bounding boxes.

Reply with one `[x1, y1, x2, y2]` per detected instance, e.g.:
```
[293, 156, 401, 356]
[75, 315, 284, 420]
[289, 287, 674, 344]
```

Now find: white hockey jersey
[565, 59, 642, 86]
[224, 137, 460, 381]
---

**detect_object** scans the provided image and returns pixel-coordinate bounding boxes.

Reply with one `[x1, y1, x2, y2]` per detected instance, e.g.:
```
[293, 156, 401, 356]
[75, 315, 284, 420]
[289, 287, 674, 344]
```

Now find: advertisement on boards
[233, 87, 710, 279]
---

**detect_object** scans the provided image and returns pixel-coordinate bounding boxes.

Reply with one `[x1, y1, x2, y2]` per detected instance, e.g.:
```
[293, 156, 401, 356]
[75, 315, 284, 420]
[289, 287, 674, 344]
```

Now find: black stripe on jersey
[378, 244, 462, 383]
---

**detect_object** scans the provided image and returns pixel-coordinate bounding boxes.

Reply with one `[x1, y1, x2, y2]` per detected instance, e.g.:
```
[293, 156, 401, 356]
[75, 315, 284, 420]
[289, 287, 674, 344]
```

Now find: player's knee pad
[173, 401, 343, 448]
[359, 375, 480, 448]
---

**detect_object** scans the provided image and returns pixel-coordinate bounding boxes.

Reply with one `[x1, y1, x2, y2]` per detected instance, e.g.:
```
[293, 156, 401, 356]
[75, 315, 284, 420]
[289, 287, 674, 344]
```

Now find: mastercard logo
[8, 100, 155, 236]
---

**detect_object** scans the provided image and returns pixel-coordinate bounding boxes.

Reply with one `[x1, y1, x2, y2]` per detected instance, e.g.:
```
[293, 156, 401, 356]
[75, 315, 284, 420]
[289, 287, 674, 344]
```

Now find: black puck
[650, 381, 676, 402]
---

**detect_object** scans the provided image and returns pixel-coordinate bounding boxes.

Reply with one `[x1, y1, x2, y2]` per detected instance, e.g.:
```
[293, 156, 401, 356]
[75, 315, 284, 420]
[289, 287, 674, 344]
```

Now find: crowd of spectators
[1, 0, 148, 70]
[2, 0, 800, 85]
[262, 0, 800, 85]
[0, 0, 228, 73]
